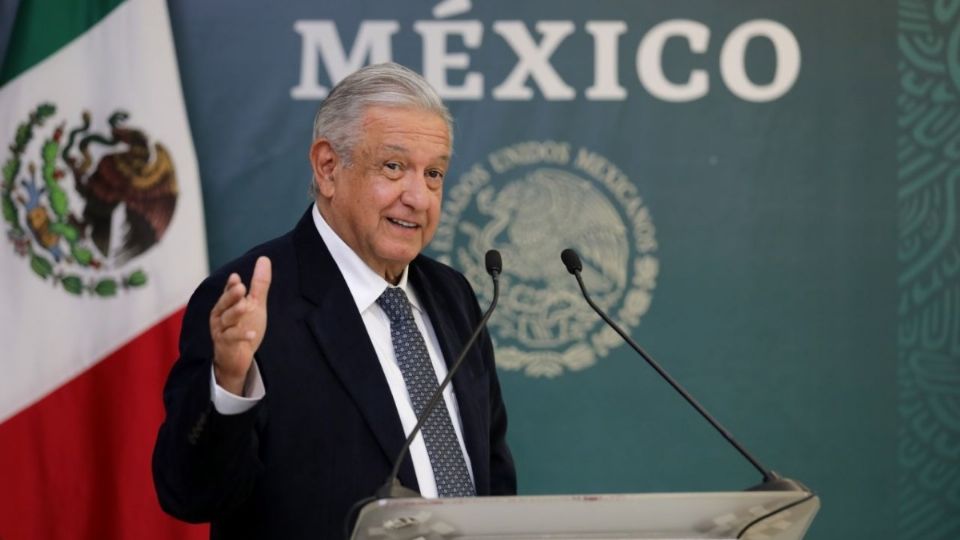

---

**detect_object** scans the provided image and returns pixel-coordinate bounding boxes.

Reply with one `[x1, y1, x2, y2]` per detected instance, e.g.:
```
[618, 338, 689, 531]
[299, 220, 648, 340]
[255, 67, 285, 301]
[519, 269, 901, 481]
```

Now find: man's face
[312, 106, 450, 283]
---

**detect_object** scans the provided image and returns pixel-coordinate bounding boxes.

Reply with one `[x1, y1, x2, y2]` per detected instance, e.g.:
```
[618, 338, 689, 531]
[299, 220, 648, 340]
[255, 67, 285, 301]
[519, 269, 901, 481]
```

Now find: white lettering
[290, 20, 399, 99]
[414, 21, 484, 99]
[720, 19, 800, 102]
[636, 19, 709, 102]
[289, 18, 802, 104]
[585, 21, 627, 100]
[492, 21, 576, 100]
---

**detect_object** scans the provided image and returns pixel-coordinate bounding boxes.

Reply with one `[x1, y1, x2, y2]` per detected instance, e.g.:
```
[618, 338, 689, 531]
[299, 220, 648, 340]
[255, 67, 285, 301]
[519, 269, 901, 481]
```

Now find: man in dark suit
[152, 63, 516, 539]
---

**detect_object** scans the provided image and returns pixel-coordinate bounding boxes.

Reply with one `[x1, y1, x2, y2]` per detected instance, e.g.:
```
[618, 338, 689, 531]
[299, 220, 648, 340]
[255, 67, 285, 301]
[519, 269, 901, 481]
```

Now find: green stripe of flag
[0, 0, 126, 86]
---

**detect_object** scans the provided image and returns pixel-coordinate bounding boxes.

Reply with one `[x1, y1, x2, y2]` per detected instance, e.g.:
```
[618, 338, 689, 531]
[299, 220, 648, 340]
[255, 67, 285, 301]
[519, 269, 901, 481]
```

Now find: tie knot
[377, 287, 414, 324]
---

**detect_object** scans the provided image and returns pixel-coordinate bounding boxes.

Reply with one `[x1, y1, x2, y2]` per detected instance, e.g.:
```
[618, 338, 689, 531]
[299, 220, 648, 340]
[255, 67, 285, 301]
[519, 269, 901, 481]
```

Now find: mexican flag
[0, 0, 208, 537]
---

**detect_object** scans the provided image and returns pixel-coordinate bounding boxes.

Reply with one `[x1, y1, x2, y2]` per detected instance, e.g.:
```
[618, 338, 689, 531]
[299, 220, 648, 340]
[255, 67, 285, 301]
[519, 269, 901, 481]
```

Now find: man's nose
[400, 171, 431, 209]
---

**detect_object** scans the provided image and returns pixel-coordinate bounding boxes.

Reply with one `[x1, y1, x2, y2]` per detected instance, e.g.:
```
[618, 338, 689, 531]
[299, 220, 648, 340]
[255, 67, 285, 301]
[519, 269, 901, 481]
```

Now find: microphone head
[561, 248, 582, 274]
[485, 249, 502, 277]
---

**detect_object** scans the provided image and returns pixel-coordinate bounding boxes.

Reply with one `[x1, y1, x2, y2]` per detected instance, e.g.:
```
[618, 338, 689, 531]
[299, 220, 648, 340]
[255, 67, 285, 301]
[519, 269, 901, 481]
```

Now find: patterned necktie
[377, 287, 476, 497]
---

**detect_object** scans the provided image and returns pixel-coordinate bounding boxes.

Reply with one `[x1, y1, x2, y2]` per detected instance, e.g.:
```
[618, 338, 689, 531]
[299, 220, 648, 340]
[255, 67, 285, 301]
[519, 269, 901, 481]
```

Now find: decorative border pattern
[898, 1, 960, 538]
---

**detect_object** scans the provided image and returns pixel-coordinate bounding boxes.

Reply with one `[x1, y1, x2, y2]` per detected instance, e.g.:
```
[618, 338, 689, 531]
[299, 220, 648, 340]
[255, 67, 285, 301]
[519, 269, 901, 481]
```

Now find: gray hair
[310, 62, 453, 197]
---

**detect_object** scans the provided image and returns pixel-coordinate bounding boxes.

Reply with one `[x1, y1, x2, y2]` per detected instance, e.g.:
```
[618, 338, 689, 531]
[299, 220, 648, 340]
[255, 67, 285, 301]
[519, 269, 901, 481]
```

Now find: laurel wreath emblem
[2, 103, 166, 297]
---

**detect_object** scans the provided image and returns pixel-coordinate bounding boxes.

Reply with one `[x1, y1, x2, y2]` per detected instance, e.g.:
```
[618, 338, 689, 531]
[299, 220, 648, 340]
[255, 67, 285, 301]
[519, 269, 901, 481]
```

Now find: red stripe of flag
[0, 308, 207, 539]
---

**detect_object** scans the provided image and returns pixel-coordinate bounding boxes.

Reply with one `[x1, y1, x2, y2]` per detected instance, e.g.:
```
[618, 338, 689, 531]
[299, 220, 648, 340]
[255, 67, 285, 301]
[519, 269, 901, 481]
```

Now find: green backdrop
[3, 0, 951, 537]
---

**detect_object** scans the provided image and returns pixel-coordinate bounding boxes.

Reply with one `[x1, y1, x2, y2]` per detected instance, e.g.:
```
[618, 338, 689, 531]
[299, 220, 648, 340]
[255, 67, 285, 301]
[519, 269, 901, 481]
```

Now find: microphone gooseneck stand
[560, 248, 807, 493]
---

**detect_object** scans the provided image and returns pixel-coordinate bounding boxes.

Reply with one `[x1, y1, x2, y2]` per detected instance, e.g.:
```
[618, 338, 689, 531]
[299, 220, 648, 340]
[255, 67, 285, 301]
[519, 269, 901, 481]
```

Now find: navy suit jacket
[153, 208, 516, 539]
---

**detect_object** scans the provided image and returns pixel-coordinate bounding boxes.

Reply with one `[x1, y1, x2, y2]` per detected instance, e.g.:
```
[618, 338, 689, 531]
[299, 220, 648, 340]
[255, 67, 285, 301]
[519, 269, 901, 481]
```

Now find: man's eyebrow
[381, 144, 450, 164]
[382, 144, 409, 153]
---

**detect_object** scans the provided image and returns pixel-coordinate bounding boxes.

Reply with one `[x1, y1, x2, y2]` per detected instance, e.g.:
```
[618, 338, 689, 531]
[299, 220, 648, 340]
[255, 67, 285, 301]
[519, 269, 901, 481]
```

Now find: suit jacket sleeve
[152, 262, 265, 523]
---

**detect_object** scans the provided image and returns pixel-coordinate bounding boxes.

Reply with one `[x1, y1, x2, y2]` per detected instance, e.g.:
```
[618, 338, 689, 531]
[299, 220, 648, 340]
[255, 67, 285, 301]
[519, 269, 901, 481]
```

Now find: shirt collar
[311, 203, 422, 313]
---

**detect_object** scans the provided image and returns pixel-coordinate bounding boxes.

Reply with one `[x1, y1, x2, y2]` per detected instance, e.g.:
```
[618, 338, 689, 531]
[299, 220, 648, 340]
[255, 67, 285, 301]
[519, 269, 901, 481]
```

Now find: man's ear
[309, 139, 338, 198]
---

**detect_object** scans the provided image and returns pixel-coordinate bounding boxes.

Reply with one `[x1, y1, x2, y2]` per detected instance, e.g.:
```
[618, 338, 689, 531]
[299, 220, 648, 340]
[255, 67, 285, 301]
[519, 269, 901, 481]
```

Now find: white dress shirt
[210, 204, 473, 498]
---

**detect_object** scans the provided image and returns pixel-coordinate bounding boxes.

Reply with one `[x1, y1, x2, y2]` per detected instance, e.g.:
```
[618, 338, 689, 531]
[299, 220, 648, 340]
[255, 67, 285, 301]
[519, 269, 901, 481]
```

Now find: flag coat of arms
[0, 0, 208, 537]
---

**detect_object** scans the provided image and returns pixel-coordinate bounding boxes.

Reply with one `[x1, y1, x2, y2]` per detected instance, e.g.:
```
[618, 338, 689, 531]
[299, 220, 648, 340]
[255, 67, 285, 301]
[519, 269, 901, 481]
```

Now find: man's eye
[383, 162, 404, 178]
[427, 169, 445, 181]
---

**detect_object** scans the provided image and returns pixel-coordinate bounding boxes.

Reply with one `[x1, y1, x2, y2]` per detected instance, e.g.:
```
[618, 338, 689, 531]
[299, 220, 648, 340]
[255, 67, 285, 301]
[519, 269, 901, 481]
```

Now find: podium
[351, 490, 819, 539]
[351, 253, 821, 539]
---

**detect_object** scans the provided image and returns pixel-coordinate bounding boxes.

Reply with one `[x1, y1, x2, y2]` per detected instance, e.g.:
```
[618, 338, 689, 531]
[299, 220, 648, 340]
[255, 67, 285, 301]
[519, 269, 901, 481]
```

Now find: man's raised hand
[209, 256, 272, 395]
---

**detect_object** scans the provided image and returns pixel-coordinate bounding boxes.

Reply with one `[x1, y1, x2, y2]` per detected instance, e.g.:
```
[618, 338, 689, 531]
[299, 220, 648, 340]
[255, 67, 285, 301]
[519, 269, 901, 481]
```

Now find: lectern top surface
[352, 491, 820, 540]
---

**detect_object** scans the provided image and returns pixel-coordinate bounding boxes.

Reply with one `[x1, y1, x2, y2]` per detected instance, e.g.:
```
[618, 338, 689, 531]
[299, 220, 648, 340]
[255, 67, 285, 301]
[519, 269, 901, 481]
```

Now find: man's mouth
[387, 217, 419, 229]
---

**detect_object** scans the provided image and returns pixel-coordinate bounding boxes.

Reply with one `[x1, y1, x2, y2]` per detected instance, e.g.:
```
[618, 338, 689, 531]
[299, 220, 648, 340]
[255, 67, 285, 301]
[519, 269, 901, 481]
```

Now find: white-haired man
[153, 63, 516, 539]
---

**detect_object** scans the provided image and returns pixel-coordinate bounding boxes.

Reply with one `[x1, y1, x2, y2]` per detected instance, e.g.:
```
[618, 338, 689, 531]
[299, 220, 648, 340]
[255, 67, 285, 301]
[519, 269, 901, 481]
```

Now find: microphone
[485, 249, 502, 277]
[560, 248, 804, 492]
[376, 249, 502, 499]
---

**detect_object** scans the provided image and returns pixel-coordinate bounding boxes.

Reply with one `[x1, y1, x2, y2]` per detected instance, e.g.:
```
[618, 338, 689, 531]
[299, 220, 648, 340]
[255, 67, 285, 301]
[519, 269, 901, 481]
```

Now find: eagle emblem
[2, 103, 178, 296]
[431, 141, 659, 377]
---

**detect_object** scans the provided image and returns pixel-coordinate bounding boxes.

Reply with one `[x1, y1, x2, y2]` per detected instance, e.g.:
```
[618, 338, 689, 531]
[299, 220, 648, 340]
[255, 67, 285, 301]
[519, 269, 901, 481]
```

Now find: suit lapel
[409, 261, 488, 490]
[292, 210, 419, 491]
